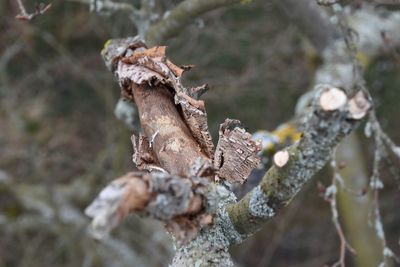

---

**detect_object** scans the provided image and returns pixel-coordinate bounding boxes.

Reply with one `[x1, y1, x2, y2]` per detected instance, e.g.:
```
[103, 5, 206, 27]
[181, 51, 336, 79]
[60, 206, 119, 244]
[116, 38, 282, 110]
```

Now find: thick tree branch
[226, 85, 371, 237]
[145, 0, 243, 46]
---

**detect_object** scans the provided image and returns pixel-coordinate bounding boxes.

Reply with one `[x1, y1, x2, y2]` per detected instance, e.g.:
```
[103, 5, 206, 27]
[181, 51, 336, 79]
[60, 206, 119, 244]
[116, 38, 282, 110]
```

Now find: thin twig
[15, 0, 52, 21]
[316, 0, 341, 6]
[320, 158, 356, 267]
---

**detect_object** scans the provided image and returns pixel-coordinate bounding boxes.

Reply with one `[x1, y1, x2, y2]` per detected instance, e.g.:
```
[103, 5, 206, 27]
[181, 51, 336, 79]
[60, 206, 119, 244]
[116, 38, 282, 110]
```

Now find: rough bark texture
[171, 186, 238, 267]
[226, 85, 370, 237]
[214, 119, 261, 184]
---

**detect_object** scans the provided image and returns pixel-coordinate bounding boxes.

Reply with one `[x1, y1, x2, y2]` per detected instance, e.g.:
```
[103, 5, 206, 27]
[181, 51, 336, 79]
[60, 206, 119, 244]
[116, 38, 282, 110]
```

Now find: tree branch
[226, 85, 371, 237]
[15, 0, 52, 21]
[68, 0, 136, 13]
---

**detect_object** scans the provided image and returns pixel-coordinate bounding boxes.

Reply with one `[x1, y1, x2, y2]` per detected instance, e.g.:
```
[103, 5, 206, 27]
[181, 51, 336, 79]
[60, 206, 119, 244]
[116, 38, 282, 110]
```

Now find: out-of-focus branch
[145, 0, 243, 46]
[226, 86, 371, 237]
[15, 0, 52, 21]
[85, 172, 206, 239]
[279, 2, 400, 265]
[68, 0, 136, 13]
[314, 6, 400, 89]
[335, 133, 382, 267]
[273, 0, 339, 52]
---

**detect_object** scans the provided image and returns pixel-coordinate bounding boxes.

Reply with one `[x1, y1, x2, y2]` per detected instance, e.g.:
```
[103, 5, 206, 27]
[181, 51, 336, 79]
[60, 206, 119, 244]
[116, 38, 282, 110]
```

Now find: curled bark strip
[103, 37, 216, 178]
[175, 92, 215, 158]
[214, 119, 262, 184]
[86, 172, 208, 240]
[101, 37, 146, 72]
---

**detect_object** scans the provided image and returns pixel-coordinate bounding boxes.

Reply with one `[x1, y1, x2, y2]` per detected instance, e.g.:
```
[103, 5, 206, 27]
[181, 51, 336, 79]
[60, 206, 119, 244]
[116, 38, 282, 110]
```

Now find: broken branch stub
[102, 37, 261, 182]
[85, 172, 150, 239]
[94, 37, 263, 242]
[85, 172, 208, 240]
[319, 87, 347, 111]
[273, 150, 290, 167]
[103, 38, 215, 178]
[348, 90, 371, 119]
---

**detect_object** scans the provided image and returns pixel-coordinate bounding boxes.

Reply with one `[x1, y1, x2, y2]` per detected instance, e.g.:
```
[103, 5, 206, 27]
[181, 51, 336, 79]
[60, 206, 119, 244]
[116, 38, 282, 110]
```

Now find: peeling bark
[108, 41, 215, 178]
[93, 38, 262, 247]
[214, 119, 261, 184]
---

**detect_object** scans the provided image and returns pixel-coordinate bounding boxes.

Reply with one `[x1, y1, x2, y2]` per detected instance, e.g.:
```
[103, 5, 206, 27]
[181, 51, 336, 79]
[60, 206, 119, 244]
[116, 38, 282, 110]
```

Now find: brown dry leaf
[214, 119, 261, 184]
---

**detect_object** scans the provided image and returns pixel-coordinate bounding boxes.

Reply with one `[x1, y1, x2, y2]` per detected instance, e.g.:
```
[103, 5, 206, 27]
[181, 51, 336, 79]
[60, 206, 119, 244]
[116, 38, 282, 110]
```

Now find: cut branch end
[319, 87, 347, 111]
[349, 91, 371, 119]
[273, 150, 290, 167]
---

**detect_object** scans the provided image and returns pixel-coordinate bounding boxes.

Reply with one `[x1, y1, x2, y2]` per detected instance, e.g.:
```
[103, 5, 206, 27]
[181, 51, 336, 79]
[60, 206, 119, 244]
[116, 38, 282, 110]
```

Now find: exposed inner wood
[273, 150, 289, 167]
[131, 83, 213, 178]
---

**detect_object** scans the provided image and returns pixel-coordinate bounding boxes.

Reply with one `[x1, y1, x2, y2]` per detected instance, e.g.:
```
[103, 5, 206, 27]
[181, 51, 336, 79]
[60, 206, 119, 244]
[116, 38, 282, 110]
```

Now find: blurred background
[1, 0, 400, 266]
